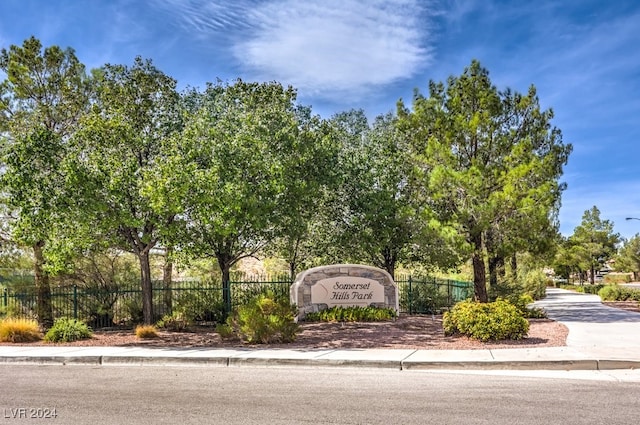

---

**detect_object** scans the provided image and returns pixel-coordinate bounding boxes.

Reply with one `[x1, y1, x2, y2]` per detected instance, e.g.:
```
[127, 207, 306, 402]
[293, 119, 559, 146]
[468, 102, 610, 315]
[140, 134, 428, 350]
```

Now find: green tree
[0, 37, 90, 326]
[71, 57, 182, 324]
[615, 234, 640, 281]
[157, 80, 327, 309]
[569, 206, 620, 284]
[398, 60, 571, 301]
[266, 105, 339, 278]
[326, 110, 461, 276]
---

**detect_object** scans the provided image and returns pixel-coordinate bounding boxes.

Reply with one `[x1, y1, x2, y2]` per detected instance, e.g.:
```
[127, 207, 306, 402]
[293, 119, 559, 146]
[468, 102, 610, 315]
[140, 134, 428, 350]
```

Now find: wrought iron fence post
[223, 280, 231, 314]
[408, 275, 413, 315]
[2, 287, 7, 309]
[73, 285, 78, 320]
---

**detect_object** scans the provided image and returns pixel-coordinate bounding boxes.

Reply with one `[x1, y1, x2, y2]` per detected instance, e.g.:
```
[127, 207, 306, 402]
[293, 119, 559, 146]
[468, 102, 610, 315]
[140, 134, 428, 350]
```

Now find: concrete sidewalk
[0, 288, 638, 371]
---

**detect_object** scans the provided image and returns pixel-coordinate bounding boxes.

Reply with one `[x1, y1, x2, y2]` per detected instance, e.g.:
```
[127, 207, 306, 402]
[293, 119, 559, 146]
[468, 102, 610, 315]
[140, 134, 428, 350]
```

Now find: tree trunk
[471, 233, 488, 302]
[217, 254, 233, 313]
[33, 241, 53, 328]
[289, 261, 296, 281]
[138, 251, 154, 325]
[485, 229, 504, 291]
[163, 247, 173, 314]
[590, 264, 596, 285]
[510, 253, 518, 280]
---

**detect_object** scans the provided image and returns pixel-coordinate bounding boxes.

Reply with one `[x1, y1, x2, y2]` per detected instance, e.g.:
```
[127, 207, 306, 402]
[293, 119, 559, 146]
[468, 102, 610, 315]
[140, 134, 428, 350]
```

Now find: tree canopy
[398, 60, 572, 301]
[1, 37, 584, 326]
[0, 36, 90, 326]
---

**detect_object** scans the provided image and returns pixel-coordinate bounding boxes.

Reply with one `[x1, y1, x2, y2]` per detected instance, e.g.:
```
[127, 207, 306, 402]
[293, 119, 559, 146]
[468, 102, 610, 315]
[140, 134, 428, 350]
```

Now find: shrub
[135, 325, 158, 339]
[227, 291, 299, 344]
[559, 284, 605, 294]
[598, 285, 640, 302]
[520, 270, 548, 300]
[215, 323, 237, 340]
[173, 289, 226, 324]
[44, 318, 92, 343]
[443, 299, 529, 342]
[156, 312, 189, 331]
[503, 294, 547, 319]
[120, 297, 144, 325]
[305, 306, 397, 322]
[0, 318, 42, 343]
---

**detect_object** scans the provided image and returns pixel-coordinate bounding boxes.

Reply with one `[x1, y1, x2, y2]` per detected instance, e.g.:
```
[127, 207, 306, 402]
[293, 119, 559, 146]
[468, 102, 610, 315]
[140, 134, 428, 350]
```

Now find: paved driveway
[534, 288, 640, 349]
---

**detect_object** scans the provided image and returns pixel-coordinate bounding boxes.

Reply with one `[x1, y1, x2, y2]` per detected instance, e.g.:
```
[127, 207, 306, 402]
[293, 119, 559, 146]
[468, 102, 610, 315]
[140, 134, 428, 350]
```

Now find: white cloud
[149, 0, 254, 34]
[236, 0, 430, 98]
[152, 0, 432, 100]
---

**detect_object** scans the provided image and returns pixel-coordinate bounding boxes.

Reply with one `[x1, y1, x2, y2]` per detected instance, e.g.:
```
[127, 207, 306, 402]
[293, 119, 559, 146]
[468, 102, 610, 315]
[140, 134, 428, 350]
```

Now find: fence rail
[1, 275, 473, 328]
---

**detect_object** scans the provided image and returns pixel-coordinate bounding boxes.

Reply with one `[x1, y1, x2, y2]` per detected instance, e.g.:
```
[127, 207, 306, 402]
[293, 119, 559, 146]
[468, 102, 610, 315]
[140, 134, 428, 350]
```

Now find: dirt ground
[3, 301, 637, 350]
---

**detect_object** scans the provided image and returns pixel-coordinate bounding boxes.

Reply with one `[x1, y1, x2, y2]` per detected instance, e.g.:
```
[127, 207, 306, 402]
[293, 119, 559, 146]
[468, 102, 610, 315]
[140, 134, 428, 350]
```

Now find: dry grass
[0, 317, 42, 343]
[135, 325, 159, 339]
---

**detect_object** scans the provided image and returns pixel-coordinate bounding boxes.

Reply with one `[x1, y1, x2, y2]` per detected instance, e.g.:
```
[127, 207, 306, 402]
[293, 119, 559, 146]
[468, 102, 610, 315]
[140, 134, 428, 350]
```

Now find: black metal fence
[395, 275, 473, 314]
[1, 274, 473, 328]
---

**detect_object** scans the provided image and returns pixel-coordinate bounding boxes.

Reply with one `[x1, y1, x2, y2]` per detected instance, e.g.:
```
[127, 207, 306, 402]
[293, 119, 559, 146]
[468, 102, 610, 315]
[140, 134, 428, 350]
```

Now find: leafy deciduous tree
[72, 57, 182, 324]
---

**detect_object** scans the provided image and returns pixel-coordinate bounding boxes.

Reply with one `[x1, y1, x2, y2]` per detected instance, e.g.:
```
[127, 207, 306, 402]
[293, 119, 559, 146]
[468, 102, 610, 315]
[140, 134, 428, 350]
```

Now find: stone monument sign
[290, 264, 399, 320]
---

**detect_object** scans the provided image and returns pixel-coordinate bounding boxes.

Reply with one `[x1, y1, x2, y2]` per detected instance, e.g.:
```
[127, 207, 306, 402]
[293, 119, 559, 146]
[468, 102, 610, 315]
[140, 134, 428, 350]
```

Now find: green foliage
[44, 317, 92, 342]
[559, 284, 604, 294]
[509, 294, 547, 319]
[563, 207, 620, 284]
[304, 306, 397, 322]
[120, 297, 144, 326]
[226, 292, 299, 344]
[488, 268, 548, 318]
[71, 56, 183, 325]
[443, 299, 529, 342]
[215, 323, 237, 340]
[0, 317, 42, 342]
[598, 285, 640, 302]
[62, 251, 140, 327]
[398, 60, 571, 302]
[519, 270, 548, 300]
[155, 313, 189, 331]
[615, 234, 640, 277]
[173, 289, 226, 324]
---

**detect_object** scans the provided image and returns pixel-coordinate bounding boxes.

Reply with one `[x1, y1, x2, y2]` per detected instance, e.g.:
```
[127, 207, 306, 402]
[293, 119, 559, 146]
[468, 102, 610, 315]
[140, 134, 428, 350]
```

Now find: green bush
[119, 297, 144, 325]
[156, 312, 189, 331]
[558, 284, 605, 294]
[443, 299, 529, 342]
[598, 285, 640, 302]
[173, 289, 226, 324]
[44, 317, 93, 343]
[508, 294, 547, 319]
[305, 306, 397, 322]
[215, 323, 237, 340]
[520, 270, 548, 300]
[226, 292, 300, 344]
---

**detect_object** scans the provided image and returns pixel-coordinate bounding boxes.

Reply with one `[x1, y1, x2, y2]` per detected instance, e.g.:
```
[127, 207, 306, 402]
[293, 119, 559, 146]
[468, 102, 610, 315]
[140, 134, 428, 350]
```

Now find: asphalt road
[2, 365, 640, 425]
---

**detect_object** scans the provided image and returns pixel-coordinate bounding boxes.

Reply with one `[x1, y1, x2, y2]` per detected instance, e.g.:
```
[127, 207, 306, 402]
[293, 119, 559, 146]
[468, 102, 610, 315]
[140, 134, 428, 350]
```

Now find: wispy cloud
[149, 0, 255, 34]
[151, 0, 433, 100]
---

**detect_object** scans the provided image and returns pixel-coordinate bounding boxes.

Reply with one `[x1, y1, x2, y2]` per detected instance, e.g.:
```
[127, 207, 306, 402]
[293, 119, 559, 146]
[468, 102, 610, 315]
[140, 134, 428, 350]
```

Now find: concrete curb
[0, 352, 637, 371]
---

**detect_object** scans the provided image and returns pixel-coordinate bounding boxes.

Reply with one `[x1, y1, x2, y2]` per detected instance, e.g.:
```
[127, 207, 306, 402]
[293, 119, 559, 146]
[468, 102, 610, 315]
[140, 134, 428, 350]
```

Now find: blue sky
[1, 0, 639, 240]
